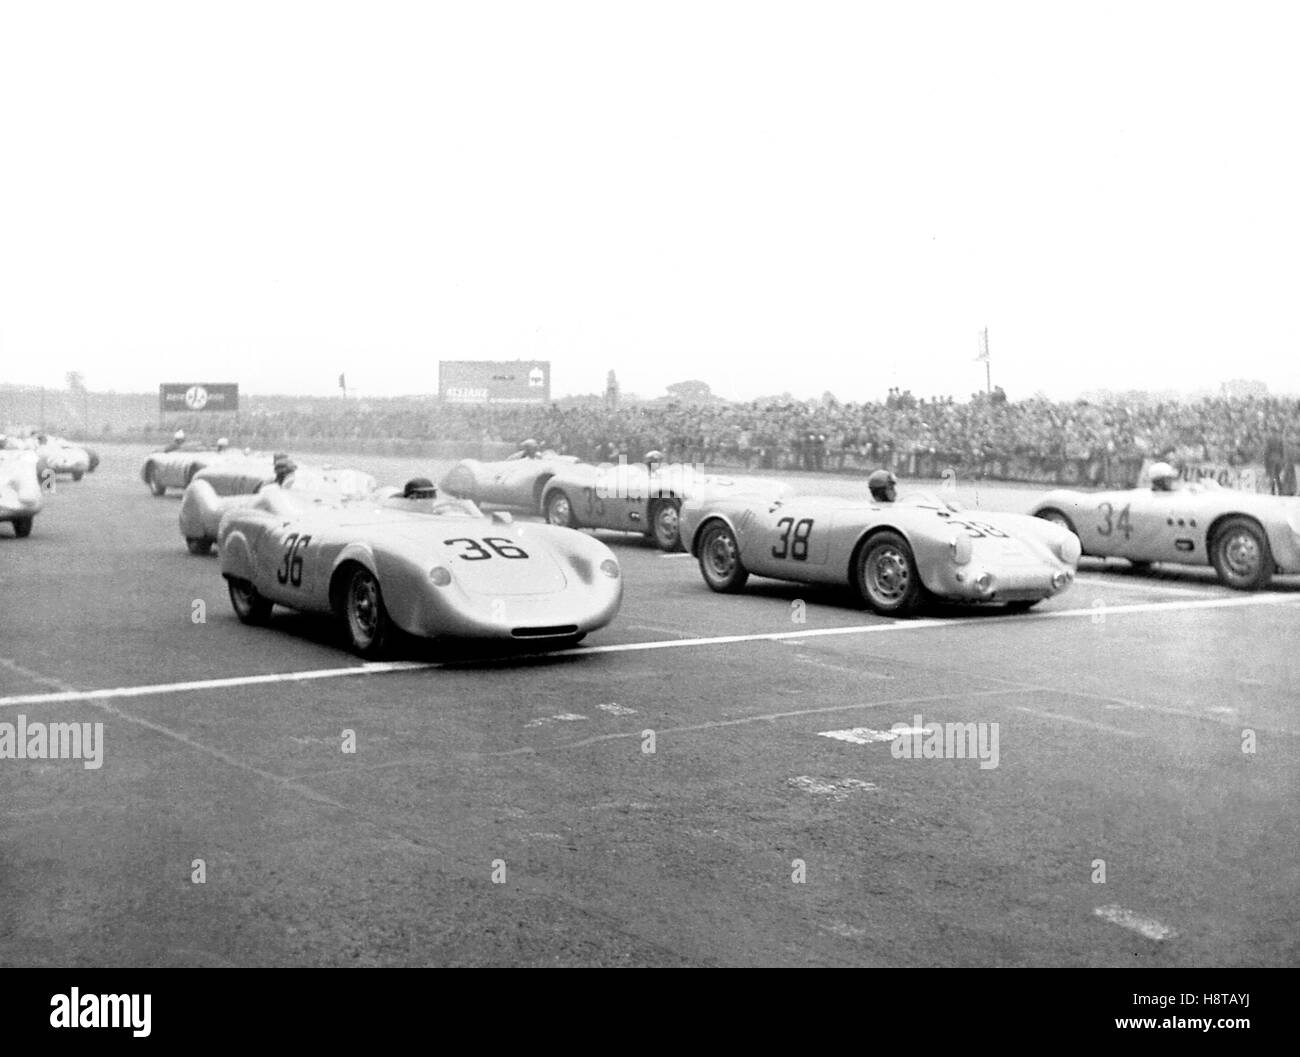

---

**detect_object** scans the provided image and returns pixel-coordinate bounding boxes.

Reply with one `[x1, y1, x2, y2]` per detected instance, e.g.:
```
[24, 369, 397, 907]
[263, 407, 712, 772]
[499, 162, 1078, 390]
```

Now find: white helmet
[1149, 461, 1178, 489]
[174, 429, 185, 441]
[215, 437, 229, 451]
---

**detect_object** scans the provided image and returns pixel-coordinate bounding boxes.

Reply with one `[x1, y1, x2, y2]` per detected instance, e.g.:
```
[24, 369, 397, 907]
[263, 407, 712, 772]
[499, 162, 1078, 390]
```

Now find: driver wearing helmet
[272, 452, 298, 487]
[402, 477, 438, 499]
[165, 429, 186, 453]
[644, 449, 665, 470]
[1148, 461, 1179, 492]
[215, 437, 229, 452]
[518, 438, 541, 459]
[868, 468, 898, 503]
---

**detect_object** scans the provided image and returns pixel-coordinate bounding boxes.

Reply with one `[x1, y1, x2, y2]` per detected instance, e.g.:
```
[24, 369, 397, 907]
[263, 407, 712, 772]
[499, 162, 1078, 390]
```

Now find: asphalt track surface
[2, 444, 1298, 967]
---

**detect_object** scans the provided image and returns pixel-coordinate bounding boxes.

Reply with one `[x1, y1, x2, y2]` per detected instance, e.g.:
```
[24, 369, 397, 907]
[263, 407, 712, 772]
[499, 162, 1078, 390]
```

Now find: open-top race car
[34, 436, 95, 480]
[679, 487, 1081, 616]
[141, 441, 261, 496]
[0, 449, 43, 538]
[1031, 466, 1300, 589]
[218, 484, 623, 657]
[179, 460, 376, 554]
[439, 442, 581, 513]
[537, 453, 788, 551]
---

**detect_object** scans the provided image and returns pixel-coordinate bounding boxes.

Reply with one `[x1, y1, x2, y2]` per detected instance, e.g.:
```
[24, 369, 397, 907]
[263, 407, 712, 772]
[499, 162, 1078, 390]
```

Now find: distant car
[35, 437, 92, 480]
[179, 462, 377, 555]
[680, 489, 1081, 616]
[538, 456, 788, 551]
[218, 486, 623, 657]
[440, 448, 582, 513]
[1032, 479, 1300, 589]
[141, 446, 264, 496]
[0, 450, 43, 537]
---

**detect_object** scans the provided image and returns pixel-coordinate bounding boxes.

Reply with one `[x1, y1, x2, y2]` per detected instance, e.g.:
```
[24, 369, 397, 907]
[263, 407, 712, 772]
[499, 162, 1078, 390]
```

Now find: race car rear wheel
[344, 567, 393, 658]
[146, 465, 166, 496]
[1210, 518, 1273, 591]
[227, 577, 272, 624]
[1035, 508, 1076, 535]
[545, 489, 577, 528]
[649, 499, 683, 551]
[186, 536, 214, 556]
[12, 517, 32, 538]
[856, 531, 925, 617]
[698, 521, 749, 593]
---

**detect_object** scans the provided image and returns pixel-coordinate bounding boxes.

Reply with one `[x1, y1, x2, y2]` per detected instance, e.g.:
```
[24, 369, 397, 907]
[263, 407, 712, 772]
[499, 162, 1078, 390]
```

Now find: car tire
[648, 499, 684, 551]
[72, 470, 84, 482]
[147, 465, 166, 496]
[227, 577, 272, 624]
[12, 517, 33, 538]
[1035, 508, 1076, 535]
[186, 536, 214, 556]
[856, 531, 925, 617]
[1210, 518, 1273, 590]
[545, 489, 578, 528]
[1004, 599, 1041, 613]
[698, 521, 749, 593]
[343, 566, 393, 658]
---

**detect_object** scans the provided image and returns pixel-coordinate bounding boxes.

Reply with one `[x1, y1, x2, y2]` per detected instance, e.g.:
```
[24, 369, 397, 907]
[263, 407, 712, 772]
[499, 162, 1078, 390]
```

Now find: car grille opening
[511, 624, 580, 639]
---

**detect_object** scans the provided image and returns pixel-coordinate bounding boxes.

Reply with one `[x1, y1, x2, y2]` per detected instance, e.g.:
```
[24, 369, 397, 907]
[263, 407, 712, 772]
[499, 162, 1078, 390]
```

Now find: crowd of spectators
[151, 391, 1299, 474]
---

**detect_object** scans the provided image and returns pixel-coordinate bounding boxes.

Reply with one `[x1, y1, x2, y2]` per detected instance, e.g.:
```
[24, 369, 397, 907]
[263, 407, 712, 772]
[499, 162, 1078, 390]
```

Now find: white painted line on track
[657, 552, 694, 558]
[1073, 575, 1218, 598]
[818, 727, 905, 745]
[2, 592, 1295, 710]
[1011, 706, 1146, 737]
[1094, 905, 1178, 941]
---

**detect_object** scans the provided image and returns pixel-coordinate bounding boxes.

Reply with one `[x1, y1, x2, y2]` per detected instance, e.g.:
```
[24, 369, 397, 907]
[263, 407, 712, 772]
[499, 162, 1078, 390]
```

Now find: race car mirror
[491, 511, 514, 524]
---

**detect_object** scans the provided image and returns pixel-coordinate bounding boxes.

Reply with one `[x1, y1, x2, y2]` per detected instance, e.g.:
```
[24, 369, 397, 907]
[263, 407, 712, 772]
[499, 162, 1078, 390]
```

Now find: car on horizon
[1032, 478, 1300, 589]
[218, 485, 623, 657]
[680, 487, 1081, 616]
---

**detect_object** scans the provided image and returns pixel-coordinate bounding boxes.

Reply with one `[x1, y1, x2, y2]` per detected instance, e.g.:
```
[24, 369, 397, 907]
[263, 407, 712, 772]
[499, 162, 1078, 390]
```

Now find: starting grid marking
[1, 591, 1296, 710]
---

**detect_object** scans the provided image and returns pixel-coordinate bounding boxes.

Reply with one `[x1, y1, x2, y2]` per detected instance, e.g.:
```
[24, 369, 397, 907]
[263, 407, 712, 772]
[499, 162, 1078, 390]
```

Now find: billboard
[438, 360, 550, 405]
[160, 383, 239, 413]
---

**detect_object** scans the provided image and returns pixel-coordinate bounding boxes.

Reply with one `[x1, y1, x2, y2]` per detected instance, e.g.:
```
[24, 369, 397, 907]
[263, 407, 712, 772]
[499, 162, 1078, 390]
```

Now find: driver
[644, 449, 665, 471]
[868, 468, 898, 503]
[402, 477, 438, 499]
[1148, 461, 1179, 492]
[519, 438, 541, 459]
[164, 429, 186, 453]
[272, 452, 298, 487]
[215, 437, 229, 452]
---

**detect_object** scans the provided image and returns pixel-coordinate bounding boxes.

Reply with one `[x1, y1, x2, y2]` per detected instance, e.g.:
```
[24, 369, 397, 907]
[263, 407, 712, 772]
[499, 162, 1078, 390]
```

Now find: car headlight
[429, 566, 452, 586]
[599, 559, 620, 579]
[1052, 570, 1073, 590]
[1056, 532, 1082, 564]
[950, 533, 973, 565]
[974, 572, 993, 593]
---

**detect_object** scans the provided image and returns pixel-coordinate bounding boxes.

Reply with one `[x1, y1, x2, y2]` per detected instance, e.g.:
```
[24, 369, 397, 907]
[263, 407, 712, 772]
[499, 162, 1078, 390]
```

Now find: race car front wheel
[1210, 518, 1273, 591]
[857, 531, 925, 617]
[146, 465, 166, 496]
[344, 567, 393, 658]
[649, 499, 683, 551]
[227, 577, 273, 624]
[12, 517, 32, 538]
[698, 521, 749, 593]
[545, 490, 577, 528]
[186, 536, 214, 556]
[1035, 508, 1076, 535]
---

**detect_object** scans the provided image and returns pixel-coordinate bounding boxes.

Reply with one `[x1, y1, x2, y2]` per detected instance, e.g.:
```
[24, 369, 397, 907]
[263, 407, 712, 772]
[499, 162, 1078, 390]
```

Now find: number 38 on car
[217, 487, 623, 656]
[679, 489, 1082, 616]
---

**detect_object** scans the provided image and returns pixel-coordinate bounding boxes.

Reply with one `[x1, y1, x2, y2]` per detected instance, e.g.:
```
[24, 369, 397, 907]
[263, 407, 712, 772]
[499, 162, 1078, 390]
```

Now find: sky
[2, 1, 1298, 403]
